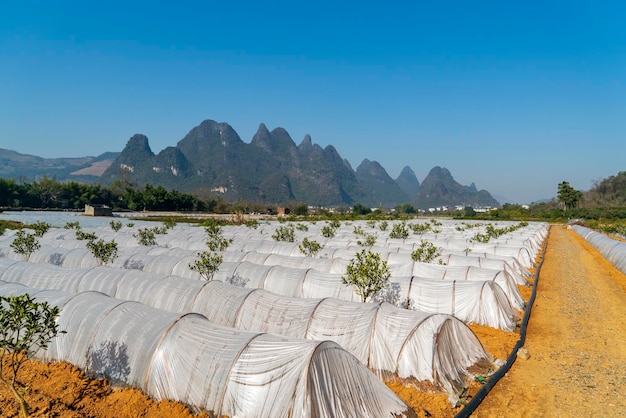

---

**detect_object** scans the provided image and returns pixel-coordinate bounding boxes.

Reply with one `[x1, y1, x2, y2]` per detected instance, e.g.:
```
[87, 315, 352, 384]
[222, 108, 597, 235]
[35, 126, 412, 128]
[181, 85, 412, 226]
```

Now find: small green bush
[357, 232, 377, 247]
[0, 293, 63, 417]
[109, 220, 123, 232]
[342, 249, 390, 302]
[411, 240, 443, 263]
[321, 225, 336, 238]
[86, 238, 119, 265]
[389, 222, 409, 239]
[299, 237, 324, 257]
[272, 225, 296, 242]
[31, 221, 51, 237]
[64, 221, 80, 230]
[134, 228, 157, 246]
[189, 251, 223, 281]
[10, 230, 40, 261]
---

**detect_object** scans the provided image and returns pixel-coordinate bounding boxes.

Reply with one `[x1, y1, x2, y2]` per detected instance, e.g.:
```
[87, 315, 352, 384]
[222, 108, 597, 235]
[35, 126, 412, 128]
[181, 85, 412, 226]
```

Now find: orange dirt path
[472, 226, 626, 418]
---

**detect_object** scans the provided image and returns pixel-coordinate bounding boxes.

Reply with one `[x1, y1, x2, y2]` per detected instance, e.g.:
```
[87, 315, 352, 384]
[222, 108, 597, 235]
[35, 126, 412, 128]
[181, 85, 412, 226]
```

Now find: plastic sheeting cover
[0, 284, 413, 418]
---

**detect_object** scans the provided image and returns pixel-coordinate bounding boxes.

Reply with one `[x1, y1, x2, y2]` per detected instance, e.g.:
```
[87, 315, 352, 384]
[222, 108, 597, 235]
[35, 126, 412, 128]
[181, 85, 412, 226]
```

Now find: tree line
[2, 176, 625, 222]
[0, 176, 220, 212]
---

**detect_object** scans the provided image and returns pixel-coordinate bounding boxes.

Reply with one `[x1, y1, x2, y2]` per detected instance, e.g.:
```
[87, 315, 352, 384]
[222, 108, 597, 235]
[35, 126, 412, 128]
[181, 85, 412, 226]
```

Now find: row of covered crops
[571, 225, 626, 275]
[0, 213, 549, 416]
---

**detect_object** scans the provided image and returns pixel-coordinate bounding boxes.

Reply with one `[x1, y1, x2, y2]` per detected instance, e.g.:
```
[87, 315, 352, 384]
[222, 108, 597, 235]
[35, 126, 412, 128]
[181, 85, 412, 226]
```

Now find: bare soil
[473, 225, 626, 418]
[1, 225, 624, 417]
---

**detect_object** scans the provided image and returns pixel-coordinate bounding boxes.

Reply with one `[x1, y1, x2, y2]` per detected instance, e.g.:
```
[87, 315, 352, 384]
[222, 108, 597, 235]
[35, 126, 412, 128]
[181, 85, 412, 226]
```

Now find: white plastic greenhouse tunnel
[571, 225, 626, 275]
[0, 219, 547, 332]
[0, 258, 494, 397]
[0, 214, 551, 415]
[0, 280, 416, 418]
[0, 242, 521, 330]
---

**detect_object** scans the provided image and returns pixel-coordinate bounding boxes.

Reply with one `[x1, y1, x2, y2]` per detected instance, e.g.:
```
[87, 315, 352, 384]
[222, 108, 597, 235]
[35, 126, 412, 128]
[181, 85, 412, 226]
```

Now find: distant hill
[414, 166, 499, 209]
[583, 171, 626, 207]
[0, 148, 118, 183]
[355, 159, 409, 207]
[395, 166, 421, 198]
[1, 118, 501, 209]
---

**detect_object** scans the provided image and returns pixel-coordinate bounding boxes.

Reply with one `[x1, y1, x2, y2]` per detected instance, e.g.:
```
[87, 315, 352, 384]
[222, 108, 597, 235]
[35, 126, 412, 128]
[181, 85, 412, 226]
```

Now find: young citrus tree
[272, 225, 296, 242]
[0, 294, 63, 417]
[342, 249, 390, 303]
[299, 237, 323, 257]
[30, 221, 51, 238]
[411, 240, 443, 263]
[356, 232, 377, 247]
[109, 220, 123, 232]
[189, 251, 223, 281]
[10, 230, 40, 261]
[189, 222, 231, 281]
[134, 227, 157, 246]
[389, 222, 409, 239]
[204, 224, 232, 252]
[75, 229, 97, 241]
[86, 238, 119, 266]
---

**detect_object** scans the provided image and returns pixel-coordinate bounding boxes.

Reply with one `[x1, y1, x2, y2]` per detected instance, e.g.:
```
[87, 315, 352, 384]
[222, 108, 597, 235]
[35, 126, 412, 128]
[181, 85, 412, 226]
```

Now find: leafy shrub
[272, 225, 295, 242]
[411, 240, 443, 263]
[470, 221, 529, 243]
[64, 221, 80, 230]
[225, 273, 249, 287]
[295, 223, 309, 231]
[342, 249, 390, 302]
[245, 219, 259, 229]
[0, 294, 63, 417]
[162, 218, 177, 230]
[76, 229, 97, 241]
[299, 237, 324, 257]
[328, 220, 341, 229]
[357, 232, 378, 247]
[10, 230, 40, 261]
[86, 238, 119, 265]
[470, 232, 491, 243]
[109, 220, 123, 231]
[321, 225, 336, 238]
[134, 228, 157, 246]
[389, 222, 409, 239]
[206, 228, 233, 252]
[31, 221, 51, 237]
[411, 223, 432, 235]
[189, 251, 223, 281]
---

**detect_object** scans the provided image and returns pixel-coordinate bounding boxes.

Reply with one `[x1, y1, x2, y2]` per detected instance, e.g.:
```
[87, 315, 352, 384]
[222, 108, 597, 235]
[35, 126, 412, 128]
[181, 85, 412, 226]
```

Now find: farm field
[0, 214, 624, 417]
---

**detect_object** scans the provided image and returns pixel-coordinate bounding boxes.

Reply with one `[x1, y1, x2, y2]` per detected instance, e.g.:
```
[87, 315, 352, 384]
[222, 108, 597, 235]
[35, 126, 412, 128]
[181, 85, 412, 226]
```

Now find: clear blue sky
[2, 1, 624, 204]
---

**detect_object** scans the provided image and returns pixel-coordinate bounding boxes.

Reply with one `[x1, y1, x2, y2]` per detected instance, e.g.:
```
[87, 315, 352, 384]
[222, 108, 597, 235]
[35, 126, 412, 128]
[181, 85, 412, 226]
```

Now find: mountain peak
[251, 124, 297, 154]
[299, 134, 312, 148]
[355, 159, 409, 207]
[126, 134, 153, 156]
[415, 166, 498, 209]
[298, 134, 324, 154]
[60, 117, 503, 208]
[356, 159, 387, 176]
[395, 166, 420, 198]
[427, 166, 452, 179]
[466, 182, 478, 193]
[253, 123, 271, 138]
